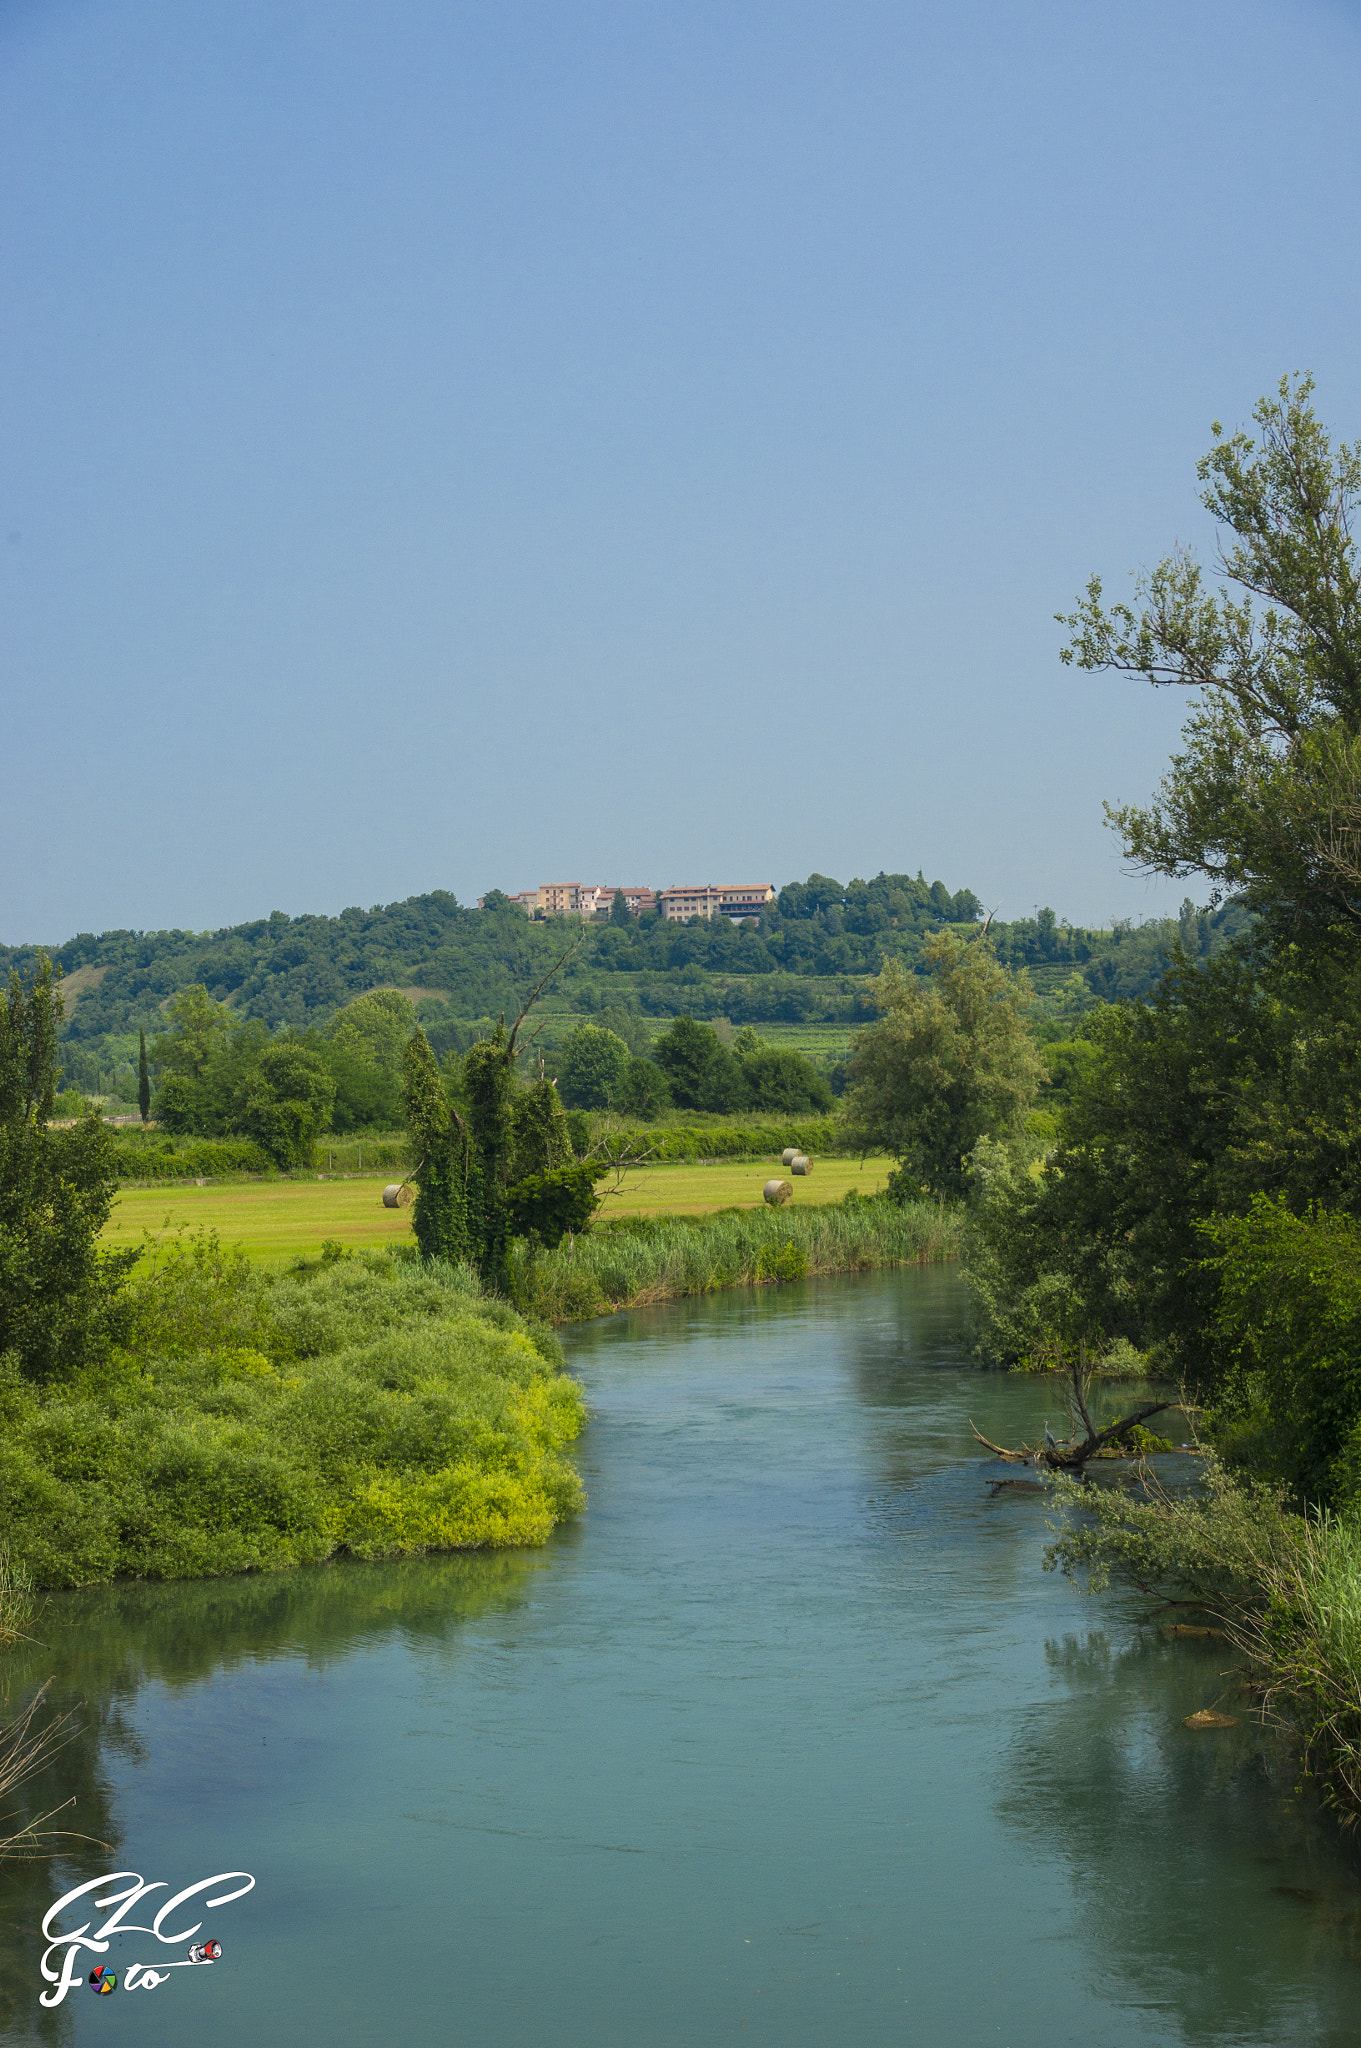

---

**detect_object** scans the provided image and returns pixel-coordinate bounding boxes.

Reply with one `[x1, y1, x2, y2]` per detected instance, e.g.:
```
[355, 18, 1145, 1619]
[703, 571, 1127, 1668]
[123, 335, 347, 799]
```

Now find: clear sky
[3, 0, 1358, 943]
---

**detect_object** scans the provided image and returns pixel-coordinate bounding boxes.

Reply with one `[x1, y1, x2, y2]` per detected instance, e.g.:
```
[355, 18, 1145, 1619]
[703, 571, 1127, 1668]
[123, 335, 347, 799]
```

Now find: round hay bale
[781, 1147, 799, 1166]
[763, 1179, 793, 1206]
[791, 1154, 812, 1175]
[382, 1183, 414, 1209]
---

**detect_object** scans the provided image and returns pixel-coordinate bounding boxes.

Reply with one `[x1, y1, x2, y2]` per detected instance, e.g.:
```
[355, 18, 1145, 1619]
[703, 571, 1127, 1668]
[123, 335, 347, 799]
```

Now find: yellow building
[657, 884, 775, 922]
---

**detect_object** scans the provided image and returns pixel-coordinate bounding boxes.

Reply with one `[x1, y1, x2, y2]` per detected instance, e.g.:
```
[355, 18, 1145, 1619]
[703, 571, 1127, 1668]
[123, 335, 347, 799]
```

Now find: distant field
[101, 1155, 896, 1265]
[750, 1021, 857, 1062]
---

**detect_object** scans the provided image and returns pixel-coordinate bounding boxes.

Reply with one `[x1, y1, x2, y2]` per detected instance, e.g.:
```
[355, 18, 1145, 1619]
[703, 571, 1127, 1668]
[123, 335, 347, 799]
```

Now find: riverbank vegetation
[0, 960, 586, 1589]
[507, 1194, 960, 1323]
[964, 377, 1361, 1820]
[2, 1234, 585, 1589]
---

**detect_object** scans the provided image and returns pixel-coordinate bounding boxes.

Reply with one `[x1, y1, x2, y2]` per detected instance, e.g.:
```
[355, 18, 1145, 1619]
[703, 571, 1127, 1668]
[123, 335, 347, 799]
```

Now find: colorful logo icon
[188, 1940, 222, 1964]
[89, 1966, 117, 1994]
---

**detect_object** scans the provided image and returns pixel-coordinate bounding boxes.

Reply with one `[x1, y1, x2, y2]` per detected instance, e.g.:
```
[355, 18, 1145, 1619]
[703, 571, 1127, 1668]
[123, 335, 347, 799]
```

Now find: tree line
[3, 864, 1217, 1102]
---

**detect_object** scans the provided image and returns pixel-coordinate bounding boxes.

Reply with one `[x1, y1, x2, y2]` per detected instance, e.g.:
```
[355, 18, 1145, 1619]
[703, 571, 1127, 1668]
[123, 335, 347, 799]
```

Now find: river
[3, 1267, 1360, 2045]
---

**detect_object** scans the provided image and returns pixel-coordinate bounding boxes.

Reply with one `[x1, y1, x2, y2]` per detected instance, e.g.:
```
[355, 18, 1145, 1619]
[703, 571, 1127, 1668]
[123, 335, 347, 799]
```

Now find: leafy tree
[326, 989, 415, 1071]
[402, 1027, 472, 1267]
[239, 1039, 336, 1167]
[609, 889, 632, 928]
[1205, 1197, 1361, 1507]
[612, 1055, 672, 1119]
[322, 1040, 404, 1133]
[504, 1163, 603, 1247]
[1060, 374, 1361, 942]
[730, 1027, 834, 1113]
[404, 1015, 589, 1278]
[509, 1075, 575, 1184]
[151, 985, 233, 1079]
[557, 1024, 630, 1110]
[652, 1016, 747, 1112]
[0, 956, 135, 1382]
[137, 1028, 150, 1123]
[845, 933, 1043, 1194]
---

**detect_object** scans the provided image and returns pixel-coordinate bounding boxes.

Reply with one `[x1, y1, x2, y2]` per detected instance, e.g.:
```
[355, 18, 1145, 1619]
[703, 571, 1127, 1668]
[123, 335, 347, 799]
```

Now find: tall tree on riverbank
[845, 933, 1043, 1196]
[1061, 374, 1361, 945]
[0, 956, 135, 1381]
[970, 380, 1361, 1499]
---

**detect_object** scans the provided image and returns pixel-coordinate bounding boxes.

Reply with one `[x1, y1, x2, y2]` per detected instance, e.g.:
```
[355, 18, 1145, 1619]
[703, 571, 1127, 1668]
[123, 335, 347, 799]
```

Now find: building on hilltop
[479, 884, 658, 917]
[657, 884, 775, 923]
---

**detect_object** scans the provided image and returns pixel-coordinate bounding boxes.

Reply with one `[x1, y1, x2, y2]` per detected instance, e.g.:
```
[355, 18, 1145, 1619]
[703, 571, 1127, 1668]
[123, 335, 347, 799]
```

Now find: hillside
[0, 871, 1248, 1089]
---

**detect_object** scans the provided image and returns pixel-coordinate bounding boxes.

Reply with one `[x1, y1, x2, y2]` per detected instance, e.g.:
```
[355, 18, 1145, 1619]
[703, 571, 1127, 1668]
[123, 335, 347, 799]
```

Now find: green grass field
[101, 1155, 896, 1265]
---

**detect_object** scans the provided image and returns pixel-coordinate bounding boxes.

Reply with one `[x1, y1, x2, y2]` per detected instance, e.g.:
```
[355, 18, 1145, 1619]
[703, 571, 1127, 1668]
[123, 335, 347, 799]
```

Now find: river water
[3, 1267, 1360, 2045]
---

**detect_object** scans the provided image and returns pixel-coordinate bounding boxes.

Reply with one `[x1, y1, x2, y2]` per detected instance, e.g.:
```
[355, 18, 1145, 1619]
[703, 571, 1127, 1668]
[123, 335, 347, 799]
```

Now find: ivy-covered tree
[403, 950, 600, 1281]
[0, 956, 136, 1382]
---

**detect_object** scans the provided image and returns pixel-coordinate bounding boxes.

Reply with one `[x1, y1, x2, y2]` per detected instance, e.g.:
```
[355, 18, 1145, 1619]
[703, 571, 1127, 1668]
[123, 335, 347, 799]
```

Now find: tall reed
[508, 1197, 961, 1322]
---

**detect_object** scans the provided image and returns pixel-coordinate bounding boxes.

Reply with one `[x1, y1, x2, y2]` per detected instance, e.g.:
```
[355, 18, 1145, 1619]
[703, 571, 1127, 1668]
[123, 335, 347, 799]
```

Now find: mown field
[101, 1155, 896, 1265]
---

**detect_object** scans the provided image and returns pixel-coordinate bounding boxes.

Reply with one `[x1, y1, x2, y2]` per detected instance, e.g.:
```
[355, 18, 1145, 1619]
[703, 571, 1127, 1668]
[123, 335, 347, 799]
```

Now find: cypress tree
[137, 1028, 151, 1124]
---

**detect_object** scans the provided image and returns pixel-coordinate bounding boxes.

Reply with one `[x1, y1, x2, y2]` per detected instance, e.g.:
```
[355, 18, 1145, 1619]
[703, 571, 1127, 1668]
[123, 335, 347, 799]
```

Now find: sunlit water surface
[3, 1268, 1360, 2046]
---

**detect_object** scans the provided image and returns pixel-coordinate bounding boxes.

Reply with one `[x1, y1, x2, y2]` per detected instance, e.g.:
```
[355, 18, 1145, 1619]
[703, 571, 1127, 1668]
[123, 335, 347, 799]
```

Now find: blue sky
[3, 0, 1359, 942]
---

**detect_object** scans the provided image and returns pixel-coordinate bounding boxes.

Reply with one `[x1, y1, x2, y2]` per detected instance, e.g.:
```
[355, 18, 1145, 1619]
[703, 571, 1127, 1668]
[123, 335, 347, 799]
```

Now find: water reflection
[1001, 1622, 1361, 2045]
[3, 1269, 1360, 2048]
[0, 1552, 545, 2044]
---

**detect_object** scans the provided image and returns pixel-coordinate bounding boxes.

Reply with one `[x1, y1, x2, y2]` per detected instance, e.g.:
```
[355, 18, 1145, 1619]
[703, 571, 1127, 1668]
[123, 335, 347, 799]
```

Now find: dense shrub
[109, 1135, 276, 1179]
[589, 1116, 846, 1163]
[0, 1240, 586, 1587]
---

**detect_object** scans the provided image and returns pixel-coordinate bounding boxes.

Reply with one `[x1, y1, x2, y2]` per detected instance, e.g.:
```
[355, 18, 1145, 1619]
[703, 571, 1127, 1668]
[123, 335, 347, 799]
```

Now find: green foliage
[152, 992, 338, 1162]
[647, 1017, 828, 1113]
[0, 957, 136, 1385]
[730, 1026, 835, 1112]
[1062, 375, 1361, 943]
[327, 988, 416, 1069]
[508, 1195, 960, 1323]
[504, 1163, 604, 1248]
[1038, 1036, 1100, 1104]
[14, 874, 1216, 1106]
[239, 1037, 336, 1166]
[584, 1114, 846, 1163]
[1044, 1455, 1296, 1600]
[0, 1242, 585, 1588]
[402, 1029, 472, 1269]
[556, 1022, 631, 1109]
[845, 933, 1044, 1194]
[109, 1134, 276, 1180]
[611, 1055, 671, 1119]
[508, 1076, 574, 1184]
[137, 1028, 150, 1123]
[652, 1015, 743, 1110]
[1203, 1198, 1361, 1507]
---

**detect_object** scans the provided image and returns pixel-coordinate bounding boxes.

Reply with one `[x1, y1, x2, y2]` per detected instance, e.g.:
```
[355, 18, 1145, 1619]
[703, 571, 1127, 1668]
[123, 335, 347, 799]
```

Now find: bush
[109, 1135, 276, 1179]
[582, 1115, 847, 1163]
[0, 1241, 586, 1587]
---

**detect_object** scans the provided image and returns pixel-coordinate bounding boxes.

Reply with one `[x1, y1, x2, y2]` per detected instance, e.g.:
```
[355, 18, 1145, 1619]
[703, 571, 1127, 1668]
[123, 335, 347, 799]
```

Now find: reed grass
[509, 1195, 961, 1322]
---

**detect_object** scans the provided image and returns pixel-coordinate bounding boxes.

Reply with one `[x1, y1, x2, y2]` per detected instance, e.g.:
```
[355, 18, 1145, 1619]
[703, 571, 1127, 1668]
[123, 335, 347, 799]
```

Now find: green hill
[0, 871, 1248, 1093]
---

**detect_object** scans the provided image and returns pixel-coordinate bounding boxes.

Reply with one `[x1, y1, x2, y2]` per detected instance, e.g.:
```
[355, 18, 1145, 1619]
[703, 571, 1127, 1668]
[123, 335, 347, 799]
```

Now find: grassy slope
[101, 1156, 899, 1264]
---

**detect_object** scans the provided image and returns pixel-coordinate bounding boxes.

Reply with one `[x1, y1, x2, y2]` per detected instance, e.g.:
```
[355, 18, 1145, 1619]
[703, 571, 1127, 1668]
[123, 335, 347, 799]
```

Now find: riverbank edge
[1045, 1460, 1361, 1831]
[507, 1196, 963, 1324]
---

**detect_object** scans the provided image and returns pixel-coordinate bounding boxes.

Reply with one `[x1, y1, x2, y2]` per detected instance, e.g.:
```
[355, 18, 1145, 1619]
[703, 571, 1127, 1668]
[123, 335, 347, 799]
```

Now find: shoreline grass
[509, 1195, 962, 1322]
[1046, 1458, 1361, 1830]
